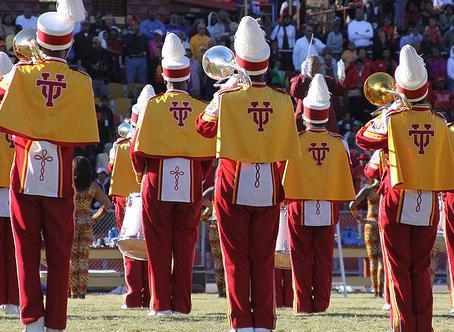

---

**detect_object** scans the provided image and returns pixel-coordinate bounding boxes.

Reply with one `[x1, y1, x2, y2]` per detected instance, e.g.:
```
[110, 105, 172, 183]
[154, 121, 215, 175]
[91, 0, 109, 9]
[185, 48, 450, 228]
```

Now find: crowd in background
[0, 0, 453, 198]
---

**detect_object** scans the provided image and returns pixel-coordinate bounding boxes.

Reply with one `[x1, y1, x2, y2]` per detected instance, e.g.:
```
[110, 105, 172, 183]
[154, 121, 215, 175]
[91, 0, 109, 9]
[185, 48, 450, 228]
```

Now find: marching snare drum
[118, 193, 148, 261]
[275, 204, 292, 270]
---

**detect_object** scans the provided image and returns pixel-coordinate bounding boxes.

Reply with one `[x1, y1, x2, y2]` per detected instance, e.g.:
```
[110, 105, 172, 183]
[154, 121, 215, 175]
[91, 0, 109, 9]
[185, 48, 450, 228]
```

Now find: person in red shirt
[432, 78, 454, 119]
[345, 58, 374, 121]
[423, 17, 443, 47]
[374, 48, 398, 76]
[289, 55, 345, 133]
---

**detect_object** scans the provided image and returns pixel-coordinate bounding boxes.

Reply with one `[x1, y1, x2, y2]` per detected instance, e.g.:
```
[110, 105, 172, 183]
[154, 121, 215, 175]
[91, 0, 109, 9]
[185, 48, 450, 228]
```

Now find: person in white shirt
[448, 45, 454, 92]
[347, 8, 373, 48]
[271, 14, 296, 71]
[293, 25, 325, 71]
[15, 9, 37, 30]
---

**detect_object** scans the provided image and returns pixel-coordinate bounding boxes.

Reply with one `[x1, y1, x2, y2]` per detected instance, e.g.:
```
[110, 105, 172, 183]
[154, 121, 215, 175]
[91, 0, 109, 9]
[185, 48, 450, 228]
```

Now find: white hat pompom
[137, 84, 156, 108]
[161, 33, 190, 82]
[162, 33, 186, 59]
[0, 52, 13, 77]
[395, 45, 428, 101]
[303, 74, 331, 110]
[56, 0, 87, 23]
[234, 16, 270, 75]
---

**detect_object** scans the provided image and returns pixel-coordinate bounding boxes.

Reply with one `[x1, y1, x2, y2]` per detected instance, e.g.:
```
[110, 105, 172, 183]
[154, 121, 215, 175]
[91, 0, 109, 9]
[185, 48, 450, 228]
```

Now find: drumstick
[305, 33, 314, 60]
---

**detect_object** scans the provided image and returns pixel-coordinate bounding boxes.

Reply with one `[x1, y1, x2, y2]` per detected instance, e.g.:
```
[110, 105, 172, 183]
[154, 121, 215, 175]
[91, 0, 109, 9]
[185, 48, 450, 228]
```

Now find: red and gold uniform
[0, 131, 19, 309]
[196, 81, 300, 329]
[443, 123, 454, 311]
[131, 88, 214, 314]
[109, 137, 150, 308]
[283, 126, 355, 314]
[356, 102, 454, 331]
[0, 56, 99, 330]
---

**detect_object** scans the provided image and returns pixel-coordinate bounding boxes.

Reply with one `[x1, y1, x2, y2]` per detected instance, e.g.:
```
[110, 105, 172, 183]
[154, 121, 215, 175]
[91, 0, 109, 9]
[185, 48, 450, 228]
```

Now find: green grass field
[1, 292, 452, 331]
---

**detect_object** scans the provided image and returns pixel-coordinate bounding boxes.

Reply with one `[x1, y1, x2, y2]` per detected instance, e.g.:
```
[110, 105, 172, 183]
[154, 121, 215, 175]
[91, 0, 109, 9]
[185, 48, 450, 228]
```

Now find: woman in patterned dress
[201, 187, 226, 297]
[70, 157, 113, 299]
[350, 179, 384, 298]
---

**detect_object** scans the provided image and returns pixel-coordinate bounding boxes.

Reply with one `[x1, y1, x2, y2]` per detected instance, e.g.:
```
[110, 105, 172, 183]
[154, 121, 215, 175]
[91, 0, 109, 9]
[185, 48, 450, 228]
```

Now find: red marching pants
[0, 217, 19, 306]
[288, 219, 335, 314]
[142, 188, 201, 313]
[380, 221, 437, 332]
[215, 197, 279, 329]
[10, 190, 74, 330]
[274, 268, 293, 308]
[113, 195, 150, 308]
[443, 193, 454, 309]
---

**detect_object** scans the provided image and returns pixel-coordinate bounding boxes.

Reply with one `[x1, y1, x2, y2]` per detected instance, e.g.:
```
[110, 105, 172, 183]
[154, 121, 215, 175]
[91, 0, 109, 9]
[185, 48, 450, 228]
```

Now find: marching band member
[108, 122, 150, 309]
[0, 1, 99, 330]
[356, 45, 454, 331]
[443, 123, 454, 313]
[289, 55, 345, 133]
[130, 33, 214, 316]
[0, 52, 19, 315]
[282, 74, 355, 314]
[196, 16, 301, 331]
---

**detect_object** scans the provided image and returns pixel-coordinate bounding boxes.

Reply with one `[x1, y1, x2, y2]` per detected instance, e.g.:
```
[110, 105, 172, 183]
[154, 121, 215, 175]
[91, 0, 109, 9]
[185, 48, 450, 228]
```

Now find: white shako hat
[234, 16, 270, 76]
[395, 44, 429, 103]
[0, 52, 13, 77]
[302, 74, 331, 124]
[131, 84, 156, 126]
[37, 0, 86, 51]
[161, 33, 191, 82]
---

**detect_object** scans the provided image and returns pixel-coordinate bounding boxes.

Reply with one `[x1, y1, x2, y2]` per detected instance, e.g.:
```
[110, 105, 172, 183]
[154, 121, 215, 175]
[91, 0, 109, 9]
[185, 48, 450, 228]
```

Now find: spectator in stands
[15, 9, 36, 30]
[383, 16, 399, 44]
[399, 25, 424, 49]
[96, 96, 115, 150]
[73, 21, 94, 64]
[103, 14, 121, 33]
[82, 37, 113, 97]
[293, 25, 325, 71]
[166, 13, 186, 36]
[270, 14, 296, 71]
[432, 77, 454, 120]
[149, 29, 164, 59]
[341, 41, 358, 70]
[140, 9, 166, 41]
[374, 48, 397, 75]
[421, 1, 436, 26]
[345, 59, 372, 121]
[322, 51, 338, 82]
[207, 12, 219, 41]
[357, 48, 377, 74]
[270, 60, 287, 88]
[424, 16, 444, 49]
[190, 22, 212, 61]
[95, 167, 111, 196]
[428, 47, 448, 84]
[448, 45, 454, 92]
[443, 25, 454, 49]
[185, 43, 203, 99]
[439, 4, 454, 32]
[347, 8, 374, 48]
[372, 27, 394, 60]
[213, 10, 238, 47]
[122, 20, 148, 84]
[405, 2, 421, 27]
[106, 28, 122, 81]
[325, 19, 344, 58]
[125, 14, 137, 31]
[90, 13, 108, 35]
[0, 14, 15, 40]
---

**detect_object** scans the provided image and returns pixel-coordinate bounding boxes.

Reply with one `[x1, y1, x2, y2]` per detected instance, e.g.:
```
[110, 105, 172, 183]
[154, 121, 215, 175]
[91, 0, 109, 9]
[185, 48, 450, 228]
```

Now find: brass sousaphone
[13, 29, 45, 63]
[202, 45, 251, 87]
[363, 72, 412, 111]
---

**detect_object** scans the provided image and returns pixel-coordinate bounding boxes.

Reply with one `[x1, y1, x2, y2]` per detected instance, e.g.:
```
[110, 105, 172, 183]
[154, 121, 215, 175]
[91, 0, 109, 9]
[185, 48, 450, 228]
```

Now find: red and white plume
[161, 33, 191, 82]
[303, 74, 331, 124]
[234, 16, 270, 76]
[395, 44, 428, 102]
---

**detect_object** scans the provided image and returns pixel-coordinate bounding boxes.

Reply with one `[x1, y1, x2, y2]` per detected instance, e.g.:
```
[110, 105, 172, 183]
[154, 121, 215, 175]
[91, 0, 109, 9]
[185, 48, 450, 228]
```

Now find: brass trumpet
[117, 122, 134, 139]
[13, 29, 45, 63]
[202, 45, 251, 87]
[364, 72, 412, 110]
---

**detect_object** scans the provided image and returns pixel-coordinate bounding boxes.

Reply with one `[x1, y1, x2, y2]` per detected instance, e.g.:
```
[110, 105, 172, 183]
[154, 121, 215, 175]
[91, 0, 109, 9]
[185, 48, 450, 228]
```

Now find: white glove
[337, 59, 345, 82]
[204, 92, 220, 118]
[300, 60, 309, 76]
[221, 74, 240, 90]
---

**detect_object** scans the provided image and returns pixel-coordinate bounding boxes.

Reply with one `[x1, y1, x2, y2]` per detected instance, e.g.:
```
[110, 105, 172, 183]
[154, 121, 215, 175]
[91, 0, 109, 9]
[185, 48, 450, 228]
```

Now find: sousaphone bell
[364, 72, 412, 110]
[13, 29, 45, 63]
[202, 45, 251, 87]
